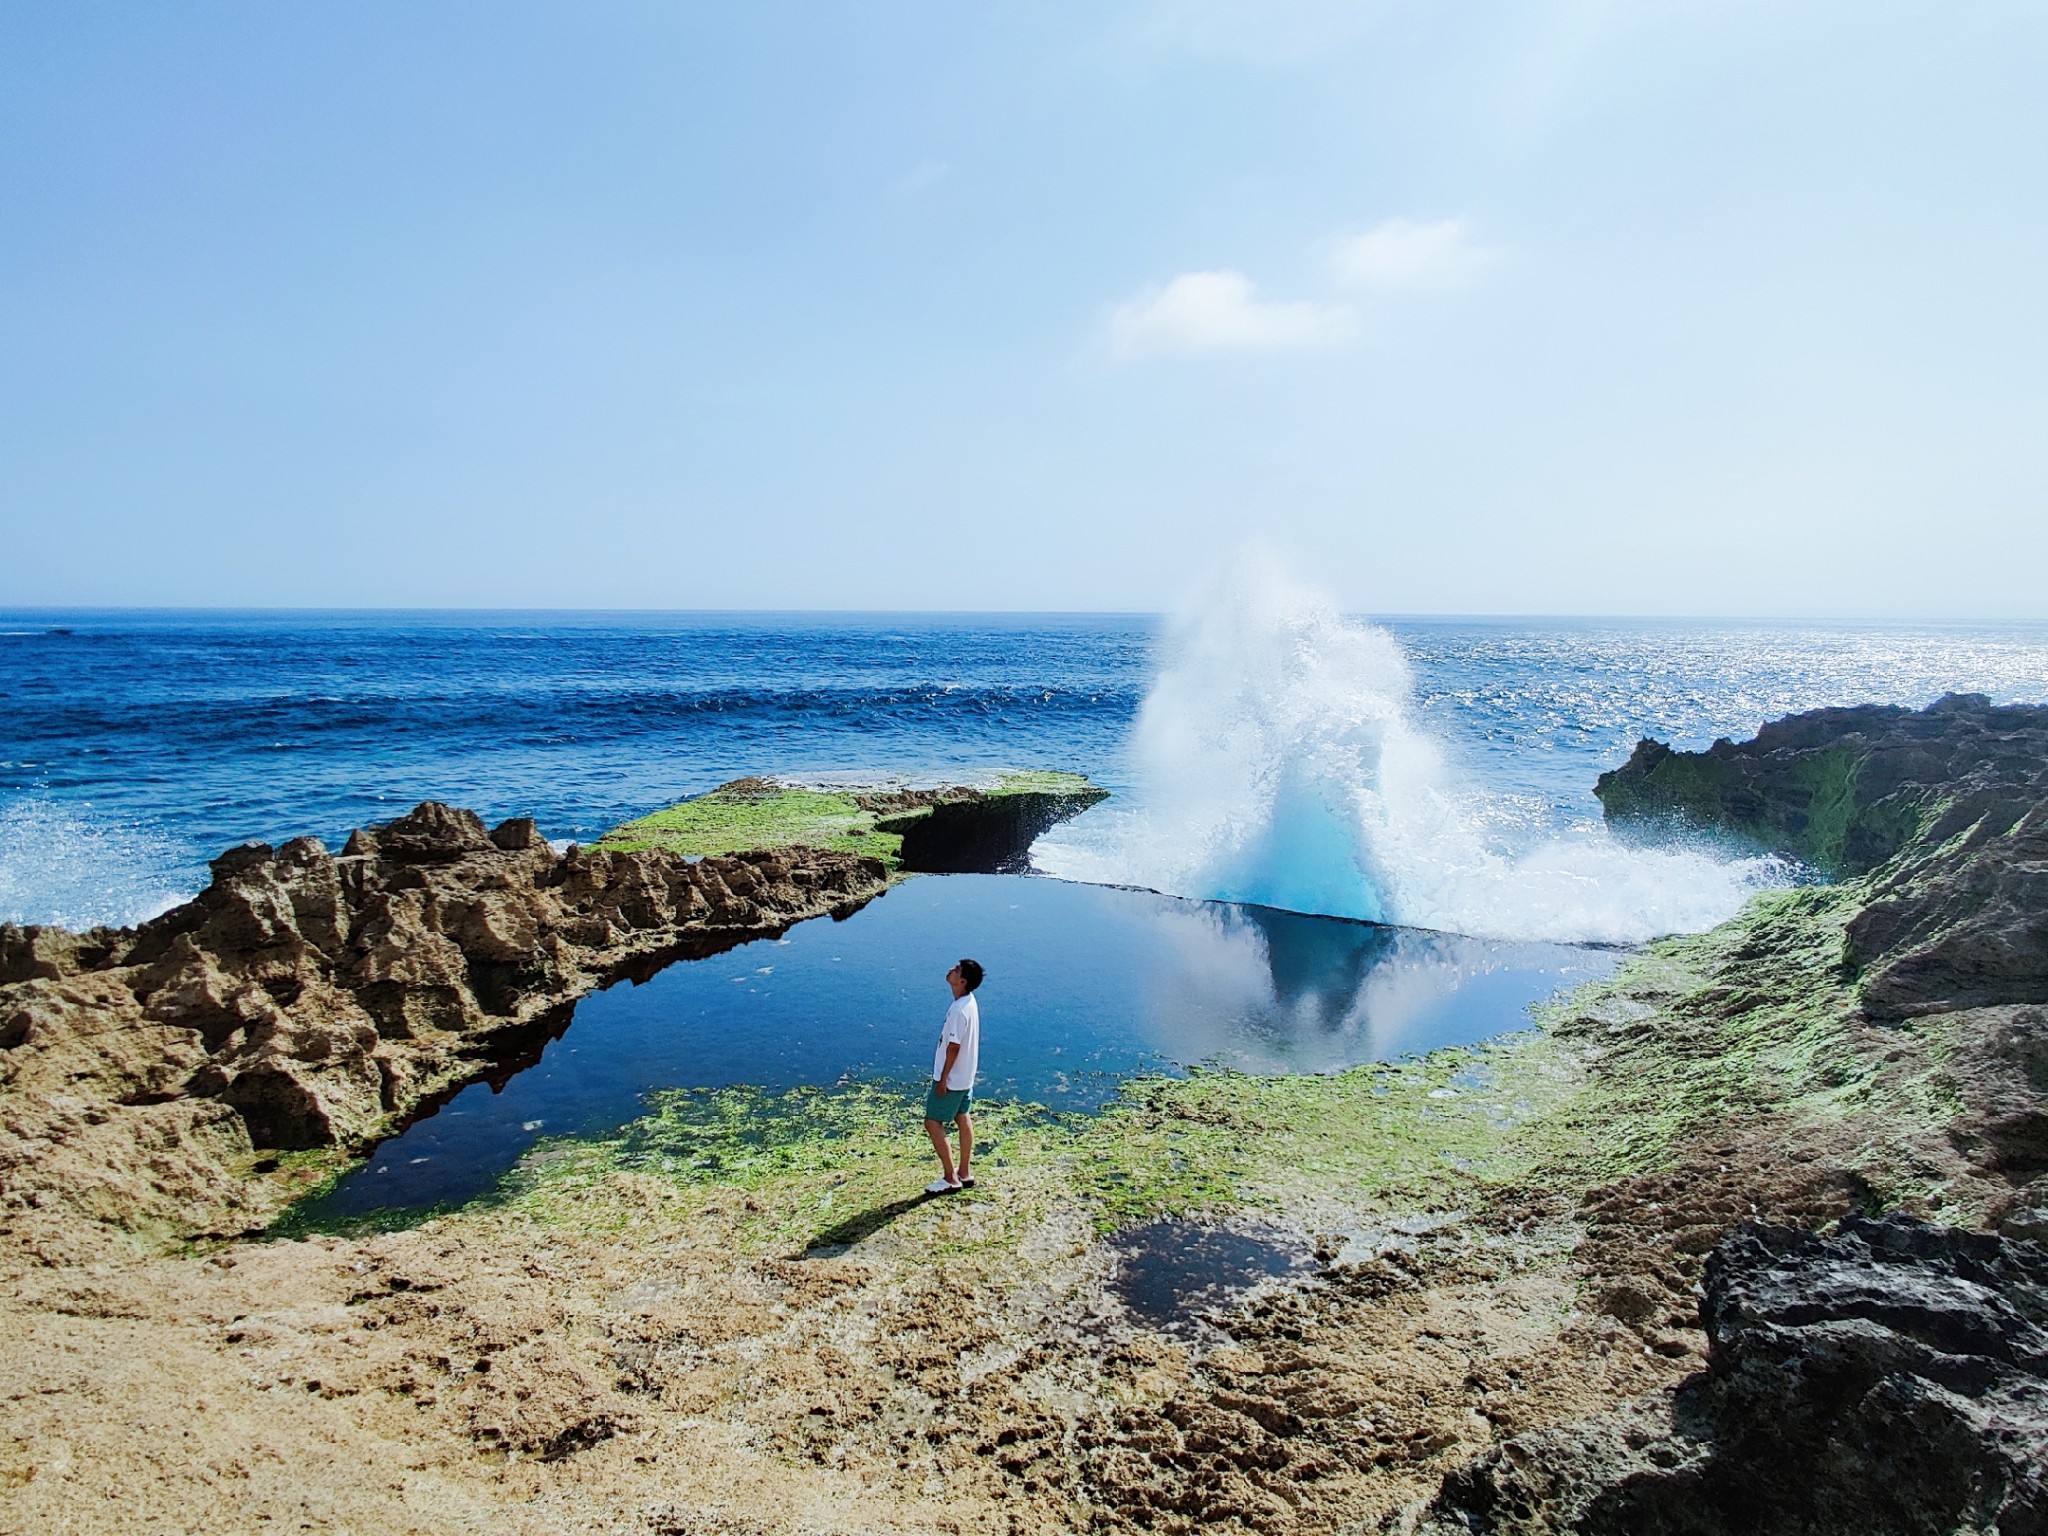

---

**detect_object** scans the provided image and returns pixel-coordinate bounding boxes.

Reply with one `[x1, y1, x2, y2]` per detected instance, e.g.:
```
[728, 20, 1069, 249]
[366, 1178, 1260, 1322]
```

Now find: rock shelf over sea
[2, 707, 2046, 1536]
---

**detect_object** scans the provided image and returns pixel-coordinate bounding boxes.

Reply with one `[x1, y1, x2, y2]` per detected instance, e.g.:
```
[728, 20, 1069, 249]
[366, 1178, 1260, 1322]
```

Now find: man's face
[946, 964, 965, 996]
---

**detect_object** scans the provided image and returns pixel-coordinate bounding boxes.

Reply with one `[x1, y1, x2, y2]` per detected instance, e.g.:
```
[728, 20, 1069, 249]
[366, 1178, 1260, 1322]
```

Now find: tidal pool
[1109, 1221, 1313, 1333]
[305, 873, 1616, 1218]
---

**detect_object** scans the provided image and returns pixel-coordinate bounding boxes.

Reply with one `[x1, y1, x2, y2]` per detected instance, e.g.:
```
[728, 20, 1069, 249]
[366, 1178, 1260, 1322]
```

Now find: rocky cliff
[1599, 694, 2048, 1017]
[869, 780, 1109, 873]
[0, 801, 888, 1249]
[1596, 693, 2048, 874]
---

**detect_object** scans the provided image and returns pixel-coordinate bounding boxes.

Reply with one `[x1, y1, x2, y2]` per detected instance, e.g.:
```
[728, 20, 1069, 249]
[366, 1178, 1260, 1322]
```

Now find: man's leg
[924, 1118, 957, 1184]
[954, 1111, 973, 1183]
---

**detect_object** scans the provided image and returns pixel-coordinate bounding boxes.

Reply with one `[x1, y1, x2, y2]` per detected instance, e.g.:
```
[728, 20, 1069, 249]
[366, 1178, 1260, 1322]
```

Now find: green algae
[475, 1084, 1081, 1261]
[269, 841, 1986, 1261]
[595, 772, 1106, 870]
[986, 770, 1101, 797]
[271, 1026, 1606, 1252]
[598, 786, 897, 862]
[1597, 740, 1933, 877]
[1067, 1037, 1591, 1228]
[1530, 878, 1984, 1213]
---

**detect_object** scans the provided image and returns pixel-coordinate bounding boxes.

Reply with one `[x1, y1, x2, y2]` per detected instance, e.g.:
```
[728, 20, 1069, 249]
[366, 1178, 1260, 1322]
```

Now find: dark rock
[490, 816, 545, 851]
[1416, 1216, 2048, 1535]
[220, 1065, 339, 1151]
[871, 785, 1111, 874]
[371, 802, 499, 862]
[209, 842, 276, 881]
[1595, 696, 2048, 1017]
[1595, 695, 2048, 878]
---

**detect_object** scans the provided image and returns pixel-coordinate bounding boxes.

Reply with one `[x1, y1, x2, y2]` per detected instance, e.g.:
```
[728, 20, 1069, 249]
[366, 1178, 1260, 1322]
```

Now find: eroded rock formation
[1599, 694, 2048, 1016]
[1415, 1216, 2048, 1535]
[1596, 694, 2048, 876]
[0, 802, 886, 1246]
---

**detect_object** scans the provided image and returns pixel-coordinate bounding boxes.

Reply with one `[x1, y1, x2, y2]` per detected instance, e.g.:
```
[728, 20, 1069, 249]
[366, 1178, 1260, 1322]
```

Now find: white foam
[1033, 551, 1786, 944]
[0, 796, 195, 930]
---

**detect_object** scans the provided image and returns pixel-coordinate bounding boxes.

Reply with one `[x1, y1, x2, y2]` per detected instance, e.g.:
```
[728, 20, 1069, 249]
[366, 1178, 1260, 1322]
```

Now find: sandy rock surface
[0, 801, 887, 1253]
[0, 1154, 1726, 1536]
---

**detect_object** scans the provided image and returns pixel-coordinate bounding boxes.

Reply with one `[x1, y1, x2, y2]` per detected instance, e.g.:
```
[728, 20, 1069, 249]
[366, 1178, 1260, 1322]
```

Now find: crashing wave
[1033, 551, 1786, 945]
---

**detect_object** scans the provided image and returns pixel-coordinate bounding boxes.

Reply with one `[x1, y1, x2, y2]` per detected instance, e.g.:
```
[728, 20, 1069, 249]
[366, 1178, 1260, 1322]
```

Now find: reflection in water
[1254, 905, 1389, 1026]
[1139, 899, 1601, 1076]
[305, 873, 1616, 1219]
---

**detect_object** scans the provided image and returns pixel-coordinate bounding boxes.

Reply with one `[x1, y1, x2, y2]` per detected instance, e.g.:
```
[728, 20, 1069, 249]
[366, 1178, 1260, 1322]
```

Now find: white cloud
[1328, 217, 1502, 291]
[1104, 270, 1352, 361]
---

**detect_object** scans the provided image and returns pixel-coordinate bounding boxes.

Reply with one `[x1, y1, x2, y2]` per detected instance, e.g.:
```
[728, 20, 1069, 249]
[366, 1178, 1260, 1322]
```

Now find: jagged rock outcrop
[1412, 1216, 2048, 1535]
[0, 802, 886, 1245]
[1597, 695, 2048, 1017]
[1596, 694, 2048, 878]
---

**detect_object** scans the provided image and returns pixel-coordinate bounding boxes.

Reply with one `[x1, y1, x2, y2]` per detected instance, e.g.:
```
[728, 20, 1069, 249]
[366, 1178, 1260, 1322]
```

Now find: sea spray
[0, 796, 194, 929]
[1032, 554, 1786, 944]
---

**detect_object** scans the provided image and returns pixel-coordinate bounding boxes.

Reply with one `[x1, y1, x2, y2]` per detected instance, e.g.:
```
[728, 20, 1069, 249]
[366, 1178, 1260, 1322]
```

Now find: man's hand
[937, 1039, 961, 1094]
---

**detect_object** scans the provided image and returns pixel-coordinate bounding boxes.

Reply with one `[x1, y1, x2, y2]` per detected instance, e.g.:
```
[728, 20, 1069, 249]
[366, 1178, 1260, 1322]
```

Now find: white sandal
[925, 1178, 962, 1195]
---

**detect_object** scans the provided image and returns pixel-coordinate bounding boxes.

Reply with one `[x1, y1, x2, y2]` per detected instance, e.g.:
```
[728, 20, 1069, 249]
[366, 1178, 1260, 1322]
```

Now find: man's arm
[937, 1041, 961, 1092]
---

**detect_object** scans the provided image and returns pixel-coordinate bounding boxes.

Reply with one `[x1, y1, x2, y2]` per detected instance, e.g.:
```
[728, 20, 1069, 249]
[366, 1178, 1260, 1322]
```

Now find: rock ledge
[0, 801, 889, 1247]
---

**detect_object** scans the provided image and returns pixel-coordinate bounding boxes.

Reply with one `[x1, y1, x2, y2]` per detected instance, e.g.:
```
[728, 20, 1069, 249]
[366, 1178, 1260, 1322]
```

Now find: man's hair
[957, 957, 985, 992]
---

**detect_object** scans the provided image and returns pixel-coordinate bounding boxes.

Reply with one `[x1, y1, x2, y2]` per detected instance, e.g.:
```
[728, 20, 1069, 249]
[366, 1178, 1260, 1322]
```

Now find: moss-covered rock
[1594, 694, 2048, 1018]
[1594, 694, 2044, 876]
[598, 771, 1108, 874]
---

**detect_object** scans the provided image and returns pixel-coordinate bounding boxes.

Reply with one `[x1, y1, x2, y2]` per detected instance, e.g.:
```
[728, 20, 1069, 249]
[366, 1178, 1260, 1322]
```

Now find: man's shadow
[804, 1191, 945, 1254]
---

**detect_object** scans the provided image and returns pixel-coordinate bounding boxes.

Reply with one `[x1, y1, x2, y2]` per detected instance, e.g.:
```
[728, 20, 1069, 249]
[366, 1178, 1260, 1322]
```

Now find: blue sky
[3, 2, 2044, 616]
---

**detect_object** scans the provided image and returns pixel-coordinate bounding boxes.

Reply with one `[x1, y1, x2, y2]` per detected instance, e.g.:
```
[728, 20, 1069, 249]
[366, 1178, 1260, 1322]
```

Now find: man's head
[948, 958, 984, 997]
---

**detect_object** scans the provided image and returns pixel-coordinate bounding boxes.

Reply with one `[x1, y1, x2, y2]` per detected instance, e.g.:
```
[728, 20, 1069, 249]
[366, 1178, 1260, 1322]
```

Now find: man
[924, 957, 983, 1195]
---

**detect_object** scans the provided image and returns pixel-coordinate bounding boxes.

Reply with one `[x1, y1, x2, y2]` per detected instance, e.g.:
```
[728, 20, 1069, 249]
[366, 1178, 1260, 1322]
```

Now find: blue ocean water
[3, 608, 2046, 929]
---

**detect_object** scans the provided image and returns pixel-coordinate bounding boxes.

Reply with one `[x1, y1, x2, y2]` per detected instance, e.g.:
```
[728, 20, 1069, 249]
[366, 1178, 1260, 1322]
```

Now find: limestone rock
[0, 802, 888, 1243]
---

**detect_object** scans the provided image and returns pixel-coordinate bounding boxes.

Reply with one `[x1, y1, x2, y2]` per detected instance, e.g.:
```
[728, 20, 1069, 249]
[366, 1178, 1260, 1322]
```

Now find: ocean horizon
[5, 601, 2047, 937]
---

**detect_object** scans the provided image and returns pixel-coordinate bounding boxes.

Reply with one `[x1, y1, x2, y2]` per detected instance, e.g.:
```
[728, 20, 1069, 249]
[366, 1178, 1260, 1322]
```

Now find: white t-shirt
[933, 992, 980, 1092]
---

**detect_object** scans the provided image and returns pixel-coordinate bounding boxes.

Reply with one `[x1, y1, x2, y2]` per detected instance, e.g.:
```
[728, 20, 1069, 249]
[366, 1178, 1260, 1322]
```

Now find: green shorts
[923, 1085, 973, 1125]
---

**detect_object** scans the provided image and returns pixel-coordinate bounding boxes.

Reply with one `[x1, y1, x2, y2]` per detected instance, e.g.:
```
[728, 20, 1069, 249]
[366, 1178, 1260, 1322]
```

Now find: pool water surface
[305, 873, 1617, 1218]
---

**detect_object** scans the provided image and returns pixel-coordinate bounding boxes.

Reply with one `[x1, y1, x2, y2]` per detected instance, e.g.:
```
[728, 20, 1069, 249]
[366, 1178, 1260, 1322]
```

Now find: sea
[5, 577, 2046, 1215]
[6, 586, 2044, 937]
